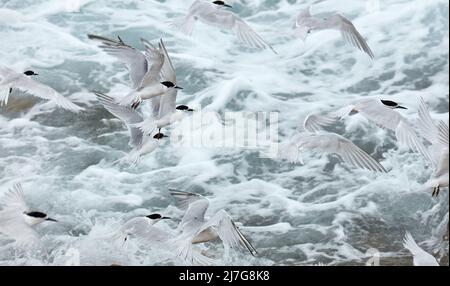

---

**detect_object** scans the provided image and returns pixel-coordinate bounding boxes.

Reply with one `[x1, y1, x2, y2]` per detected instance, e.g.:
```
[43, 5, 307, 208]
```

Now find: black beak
[46, 218, 58, 222]
[161, 217, 171, 220]
[224, 4, 232, 8]
[187, 109, 194, 112]
[397, 106, 407, 109]
[175, 86, 183, 90]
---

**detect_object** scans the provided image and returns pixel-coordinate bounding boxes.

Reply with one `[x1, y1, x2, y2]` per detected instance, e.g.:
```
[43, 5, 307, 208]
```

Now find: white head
[22, 211, 57, 226]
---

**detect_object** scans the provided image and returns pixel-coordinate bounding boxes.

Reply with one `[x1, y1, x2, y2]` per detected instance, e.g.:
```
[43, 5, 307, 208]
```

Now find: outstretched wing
[170, 190, 210, 236]
[403, 232, 439, 266]
[330, 14, 374, 59]
[198, 210, 258, 256]
[95, 92, 144, 147]
[88, 34, 148, 89]
[10, 73, 83, 112]
[287, 132, 387, 173]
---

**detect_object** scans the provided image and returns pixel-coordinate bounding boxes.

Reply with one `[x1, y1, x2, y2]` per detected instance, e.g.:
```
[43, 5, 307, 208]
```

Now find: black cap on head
[26, 211, 47, 218]
[153, 133, 168, 140]
[24, 70, 38, 76]
[381, 100, 398, 107]
[161, 81, 176, 88]
[213, 1, 232, 7]
[146, 214, 171, 220]
[381, 99, 407, 109]
[146, 214, 162, 220]
[176, 105, 188, 110]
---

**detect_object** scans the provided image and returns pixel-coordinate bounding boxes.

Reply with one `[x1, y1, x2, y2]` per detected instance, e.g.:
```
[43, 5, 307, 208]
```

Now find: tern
[403, 232, 439, 266]
[0, 65, 83, 112]
[295, 6, 374, 59]
[417, 98, 449, 197]
[171, 0, 276, 53]
[133, 39, 194, 135]
[95, 92, 165, 165]
[304, 98, 433, 164]
[169, 190, 257, 265]
[279, 114, 387, 173]
[115, 213, 172, 245]
[0, 183, 57, 248]
[88, 35, 182, 109]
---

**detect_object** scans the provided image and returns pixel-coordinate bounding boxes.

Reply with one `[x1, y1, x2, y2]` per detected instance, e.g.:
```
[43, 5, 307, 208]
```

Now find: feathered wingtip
[278, 141, 303, 164]
[131, 119, 157, 136]
[169, 236, 216, 266]
[403, 231, 421, 255]
[169, 16, 196, 36]
[111, 151, 141, 167]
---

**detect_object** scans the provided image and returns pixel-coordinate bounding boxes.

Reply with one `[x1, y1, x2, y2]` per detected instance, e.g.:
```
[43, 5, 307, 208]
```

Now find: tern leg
[432, 186, 440, 197]
[131, 97, 142, 109]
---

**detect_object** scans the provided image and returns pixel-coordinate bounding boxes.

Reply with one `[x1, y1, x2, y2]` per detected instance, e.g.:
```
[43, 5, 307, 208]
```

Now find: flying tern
[295, 6, 374, 59]
[0, 183, 57, 248]
[280, 114, 387, 173]
[95, 92, 165, 165]
[115, 213, 172, 245]
[403, 232, 439, 266]
[304, 98, 433, 164]
[169, 190, 257, 265]
[417, 98, 449, 197]
[133, 39, 194, 135]
[171, 0, 276, 53]
[88, 35, 182, 109]
[0, 65, 83, 112]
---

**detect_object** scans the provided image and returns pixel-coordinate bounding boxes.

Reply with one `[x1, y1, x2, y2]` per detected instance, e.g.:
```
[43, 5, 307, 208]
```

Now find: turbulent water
[0, 0, 448, 266]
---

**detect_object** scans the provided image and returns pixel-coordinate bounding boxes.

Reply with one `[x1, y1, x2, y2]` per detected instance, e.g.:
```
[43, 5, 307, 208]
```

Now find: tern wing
[0, 219, 40, 248]
[0, 183, 29, 218]
[88, 34, 148, 89]
[95, 92, 144, 147]
[291, 132, 387, 172]
[329, 14, 374, 59]
[302, 113, 338, 133]
[198, 210, 257, 256]
[396, 121, 434, 166]
[403, 232, 439, 266]
[418, 98, 449, 147]
[170, 0, 202, 36]
[140, 39, 164, 87]
[10, 73, 83, 112]
[170, 190, 210, 235]
[296, 6, 312, 27]
[0, 184, 40, 248]
[206, 8, 275, 52]
[150, 96, 162, 118]
[438, 121, 449, 146]
[158, 39, 179, 118]
[159, 39, 177, 83]
[418, 97, 442, 146]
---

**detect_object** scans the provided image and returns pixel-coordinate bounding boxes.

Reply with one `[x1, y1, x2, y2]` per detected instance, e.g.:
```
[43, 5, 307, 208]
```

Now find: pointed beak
[224, 4, 232, 8]
[397, 106, 407, 109]
[187, 109, 194, 112]
[161, 217, 171, 220]
[46, 218, 58, 222]
[175, 86, 183, 90]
